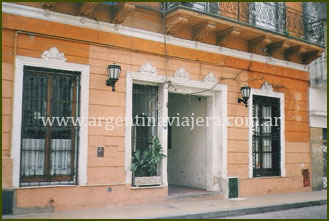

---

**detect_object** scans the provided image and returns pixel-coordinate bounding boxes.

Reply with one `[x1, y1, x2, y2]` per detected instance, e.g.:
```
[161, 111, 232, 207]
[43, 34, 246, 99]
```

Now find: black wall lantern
[238, 85, 251, 107]
[106, 63, 121, 92]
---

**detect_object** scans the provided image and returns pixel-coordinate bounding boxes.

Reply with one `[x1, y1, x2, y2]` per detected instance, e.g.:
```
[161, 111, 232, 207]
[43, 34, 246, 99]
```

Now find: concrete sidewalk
[3, 190, 327, 219]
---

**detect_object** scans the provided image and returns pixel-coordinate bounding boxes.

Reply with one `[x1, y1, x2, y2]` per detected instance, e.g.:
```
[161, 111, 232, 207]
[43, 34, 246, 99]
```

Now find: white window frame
[248, 82, 286, 178]
[125, 63, 228, 194]
[11, 48, 90, 187]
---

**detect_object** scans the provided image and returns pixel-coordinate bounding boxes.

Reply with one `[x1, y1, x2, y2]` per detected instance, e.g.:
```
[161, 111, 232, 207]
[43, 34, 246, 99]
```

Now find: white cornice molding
[3, 2, 308, 72]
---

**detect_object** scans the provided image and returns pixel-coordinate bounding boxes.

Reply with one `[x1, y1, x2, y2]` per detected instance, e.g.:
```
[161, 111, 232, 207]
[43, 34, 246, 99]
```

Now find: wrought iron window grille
[131, 84, 160, 180]
[252, 95, 281, 177]
[20, 66, 80, 186]
[132, 84, 159, 153]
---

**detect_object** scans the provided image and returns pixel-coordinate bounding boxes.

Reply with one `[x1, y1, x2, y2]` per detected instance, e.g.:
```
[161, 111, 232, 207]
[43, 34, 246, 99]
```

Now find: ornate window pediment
[139, 62, 158, 75]
[261, 81, 273, 91]
[203, 72, 218, 84]
[41, 47, 67, 62]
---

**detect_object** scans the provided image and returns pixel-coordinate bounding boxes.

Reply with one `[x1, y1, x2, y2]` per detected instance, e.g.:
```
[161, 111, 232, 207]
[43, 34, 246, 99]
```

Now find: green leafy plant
[131, 136, 166, 177]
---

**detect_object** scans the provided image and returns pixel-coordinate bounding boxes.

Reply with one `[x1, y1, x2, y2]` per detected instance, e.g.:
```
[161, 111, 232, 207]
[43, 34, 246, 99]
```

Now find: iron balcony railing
[163, 2, 325, 46]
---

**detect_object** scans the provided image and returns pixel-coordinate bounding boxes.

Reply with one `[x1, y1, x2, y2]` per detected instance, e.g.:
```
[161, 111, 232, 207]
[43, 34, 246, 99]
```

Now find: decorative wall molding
[170, 67, 190, 85]
[193, 21, 216, 42]
[248, 35, 272, 53]
[166, 16, 189, 35]
[216, 27, 240, 46]
[204, 72, 218, 84]
[41, 47, 67, 62]
[110, 2, 135, 24]
[79, 2, 98, 18]
[261, 81, 273, 91]
[139, 62, 158, 75]
[173, 67, 190, 79]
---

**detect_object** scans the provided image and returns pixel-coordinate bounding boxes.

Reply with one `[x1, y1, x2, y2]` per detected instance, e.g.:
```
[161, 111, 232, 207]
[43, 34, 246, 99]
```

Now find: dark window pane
[132, 84, 158, 152]
[252, 95, 281, 177]
[131, 84, 159, 177]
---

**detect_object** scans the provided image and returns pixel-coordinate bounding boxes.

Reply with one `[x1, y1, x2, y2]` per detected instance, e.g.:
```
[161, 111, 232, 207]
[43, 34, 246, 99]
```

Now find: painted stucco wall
[309, 88, 327, 128]
[2, 2, 313, 212]
[167, 93, 207, 190]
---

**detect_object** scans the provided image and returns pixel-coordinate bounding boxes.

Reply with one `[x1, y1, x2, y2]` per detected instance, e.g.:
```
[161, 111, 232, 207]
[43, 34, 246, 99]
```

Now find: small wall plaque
[97, 147, 104, 157]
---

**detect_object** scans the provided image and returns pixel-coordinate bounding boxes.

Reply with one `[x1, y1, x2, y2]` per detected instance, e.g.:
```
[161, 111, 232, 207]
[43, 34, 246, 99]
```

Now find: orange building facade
[2, 2, 325, 214]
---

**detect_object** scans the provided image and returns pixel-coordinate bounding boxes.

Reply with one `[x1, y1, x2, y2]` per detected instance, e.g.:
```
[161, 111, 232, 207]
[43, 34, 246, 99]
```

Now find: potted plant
[130, 136, 166, 186]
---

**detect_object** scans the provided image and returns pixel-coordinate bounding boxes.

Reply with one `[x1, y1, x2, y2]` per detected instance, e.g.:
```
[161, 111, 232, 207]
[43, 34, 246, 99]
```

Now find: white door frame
[125, 63, 227, 193]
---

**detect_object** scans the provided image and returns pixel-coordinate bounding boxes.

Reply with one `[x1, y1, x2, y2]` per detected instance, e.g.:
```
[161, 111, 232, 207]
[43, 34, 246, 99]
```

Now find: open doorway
[167, 93, 209, 197]
[125, 68, 227, 196]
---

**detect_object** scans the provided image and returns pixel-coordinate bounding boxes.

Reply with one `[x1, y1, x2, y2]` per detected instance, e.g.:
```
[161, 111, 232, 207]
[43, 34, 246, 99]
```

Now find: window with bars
[131, 84, 158, 176]
[252, 95, 281, 177]
[20, 66, 80, 186]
